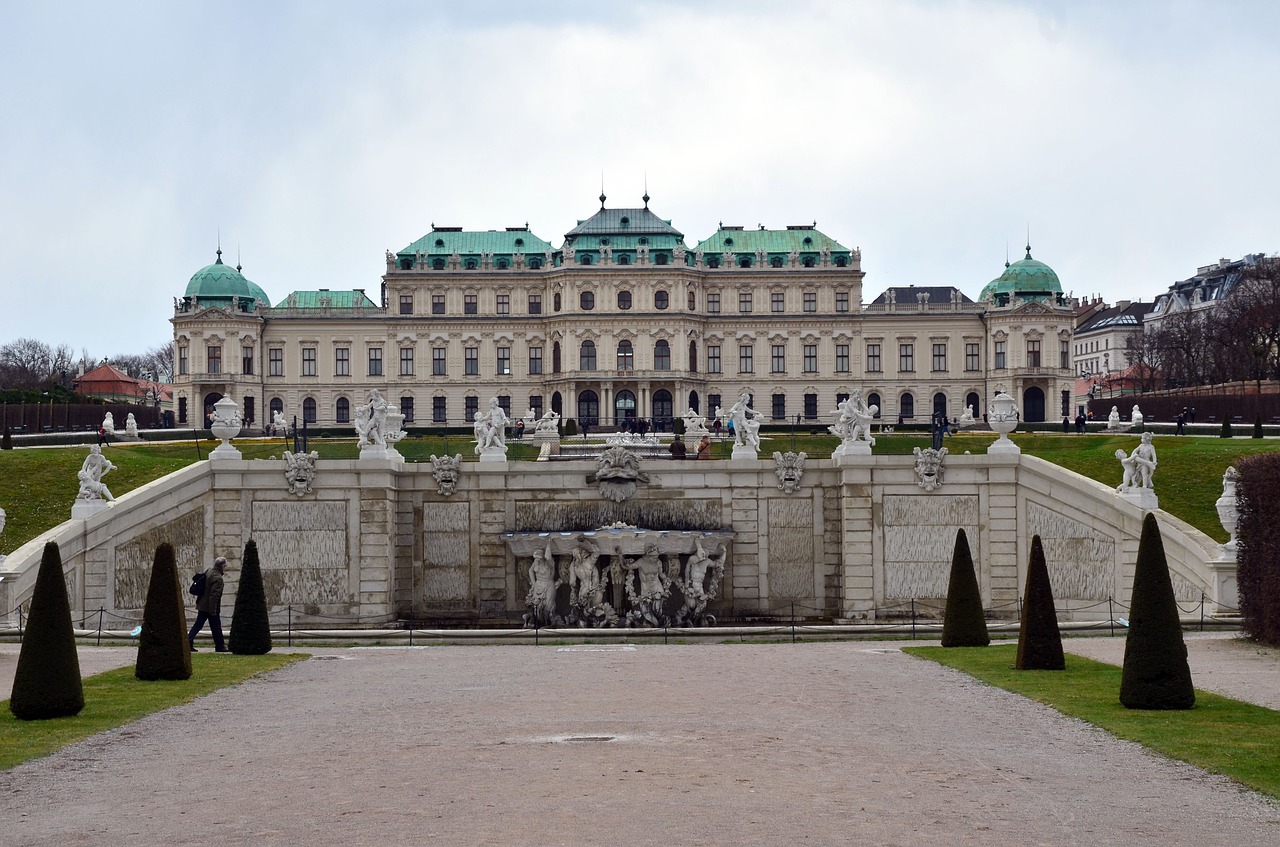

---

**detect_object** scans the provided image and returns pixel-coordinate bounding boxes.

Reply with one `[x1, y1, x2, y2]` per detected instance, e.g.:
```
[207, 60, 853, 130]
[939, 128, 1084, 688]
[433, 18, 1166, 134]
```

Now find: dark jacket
[197, 566, 225, 614]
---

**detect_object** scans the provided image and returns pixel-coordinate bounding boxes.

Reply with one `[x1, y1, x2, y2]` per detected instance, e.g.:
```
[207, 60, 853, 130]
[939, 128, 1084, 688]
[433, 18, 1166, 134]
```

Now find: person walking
[189, 556, 228, 652]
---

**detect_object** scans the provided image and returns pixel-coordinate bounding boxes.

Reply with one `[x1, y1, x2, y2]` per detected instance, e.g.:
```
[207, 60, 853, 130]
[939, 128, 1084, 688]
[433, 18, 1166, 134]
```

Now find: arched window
[617, 340, 634, 370]
[688, 390, 700, 413]
[551, 391, 563, 416]
[707, 257, 721, 268]
[579, 340, 597, 370]
[269, 398, 284, 424]
[965, 391, 980, 416]
[303, 397, 317, 423]
[336, 397, 350, 423]
[739, 256, 752, 268]
[496, 257, 509, 269]
[579, 253, 593, 265]
[577, 390, 599, 427]
[867, 393, 882, 418]
[432, 258, 445, 270]
[618, 290, 632, 310]
[803, 256, 815, 267]
[656, 252, 668, 265]
[771, 256, 783, 268]
[835, 255, 848, 267]
[580, 291, 594, 310]
[688, 339, 698, 373]
[688, 291, 696, 310]
[655, 290, 669, 309]
[464, 258, 478, 270]
[617, 254, 630, 265]
[900, 393, 914, 419]
[933, 392, 948, 417]
[652, 390, 673, 427]
[553, 293, 561, 311]
[529, 257, 543, 269]
[654, 340, 671, 370]
[552, 341, 562, 373]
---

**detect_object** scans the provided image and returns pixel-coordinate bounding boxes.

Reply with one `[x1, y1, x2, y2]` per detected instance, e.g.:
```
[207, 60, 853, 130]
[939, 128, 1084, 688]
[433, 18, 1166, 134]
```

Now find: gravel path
[1, 639, 1277, 846]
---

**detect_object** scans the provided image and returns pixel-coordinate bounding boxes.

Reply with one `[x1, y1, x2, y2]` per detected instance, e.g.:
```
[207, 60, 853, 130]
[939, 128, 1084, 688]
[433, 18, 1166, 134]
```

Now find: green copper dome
[184, 250, 271, 308]
[979, 245, 1062, 303]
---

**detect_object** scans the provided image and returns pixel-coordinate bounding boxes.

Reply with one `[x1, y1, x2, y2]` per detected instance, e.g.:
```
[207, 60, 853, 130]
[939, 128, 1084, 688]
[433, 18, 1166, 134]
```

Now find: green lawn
[0, 652, 306, 771]
[3, 431, 1278, 555]
[905, 644, 1280, 799]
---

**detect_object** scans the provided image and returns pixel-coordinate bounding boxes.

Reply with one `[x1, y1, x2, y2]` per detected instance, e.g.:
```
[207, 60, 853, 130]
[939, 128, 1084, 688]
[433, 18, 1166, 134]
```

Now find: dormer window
[620, 217, 630, 226]
[638, 236, 648, 245]
[435, 238, 445, 247]
[464, 258, 478, 270]
[724, 237, 734, 247]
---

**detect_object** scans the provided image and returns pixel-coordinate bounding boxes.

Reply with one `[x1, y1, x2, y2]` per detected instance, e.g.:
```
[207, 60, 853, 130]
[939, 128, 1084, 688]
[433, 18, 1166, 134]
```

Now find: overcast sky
[2, 0, 1278, 362]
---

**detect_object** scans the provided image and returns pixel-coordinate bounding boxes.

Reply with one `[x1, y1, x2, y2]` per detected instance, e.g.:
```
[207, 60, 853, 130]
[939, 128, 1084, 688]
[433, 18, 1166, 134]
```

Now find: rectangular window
[835, 344, 849, 373]
[772, 344, 786, 373]
[497, 395, 511, 417]
[804, 393, 818, 420]
[1027, 340, 1041, 368]
[803, 292, 817, 312]
[496, 294, 510, 315]
[432, 294, 445, 315]
[465, 396, 478, 421]
[803, 344, 817, 373]
[529, 395, 543, 418]
[772, 292, 785, 313]
[995, 341, 1007, 369]
[433, 396, 447, 423]
[708, 394, 722, 417]
[242, 346, 254, 375]
[965, 343, 980, 371]
[335, 347, 350, 376]
[206, 345, 222, 375]
[528, 294, 542, 314]
[368, 348, 383, 377]
[771, 393, 786, 420]
[400, 396, 414, 422]
[707, 345, 721, 374]
[898, 343, 914, 372]
[866, 343, 881, 373]
[739, 292, 752, 313]
[739, 344, 754, 373]
[302, 347, 317, 377]
[465, 347, 479, 376]
[835, 291, 849, 312]
[707, 293, 720, 314]
[464, 294, 478, 315]
[528, 346, 543, 375]
[497, 346, 511, 375]
[400, 347, 414, 376]
[399, 293, 413, 315]
[432, 348, 446, 376]
[178, 346, 188, 376]
[1060, 341, 1070, 370]
[932, 343, 946, 372]
[243, 396, 255, 426]
[269, 348, 283, 376]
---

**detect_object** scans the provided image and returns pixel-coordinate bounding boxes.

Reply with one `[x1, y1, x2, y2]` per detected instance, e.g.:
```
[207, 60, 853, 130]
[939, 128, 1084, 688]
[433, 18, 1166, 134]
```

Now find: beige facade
[171, 208, 1076, 428]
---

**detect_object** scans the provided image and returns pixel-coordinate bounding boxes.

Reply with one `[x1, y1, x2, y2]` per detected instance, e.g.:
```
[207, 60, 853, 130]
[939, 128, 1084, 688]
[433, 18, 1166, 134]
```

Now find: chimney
[1116, 300, 1131, 310]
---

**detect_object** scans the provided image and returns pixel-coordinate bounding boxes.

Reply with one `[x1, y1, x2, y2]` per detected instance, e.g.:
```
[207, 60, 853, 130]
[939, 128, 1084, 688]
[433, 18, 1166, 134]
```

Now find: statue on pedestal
[1117, 431, 1158, 493]
[77, 444, 116, 502]
[472, 397, 509, 457]
[354, 389, 389, 450]
[523, 543, 561, 628]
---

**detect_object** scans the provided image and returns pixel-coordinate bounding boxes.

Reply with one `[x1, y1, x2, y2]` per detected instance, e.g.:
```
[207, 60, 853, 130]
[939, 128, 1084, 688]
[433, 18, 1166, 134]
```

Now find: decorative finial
[599, 192, 607, 208]
[600, 172, 606, 208]
[237, 246, 242, 273]
[643, 172, 650, 208]
[215, 247, 223, 265]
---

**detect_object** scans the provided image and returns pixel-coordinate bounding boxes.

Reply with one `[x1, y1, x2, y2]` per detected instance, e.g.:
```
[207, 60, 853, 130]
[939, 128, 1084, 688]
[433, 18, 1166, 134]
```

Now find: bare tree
[143, 343, 175, 383]
[1224, 255, 1280, 386]
[0, 338, 55, 387]
[107, 353, 148, 378]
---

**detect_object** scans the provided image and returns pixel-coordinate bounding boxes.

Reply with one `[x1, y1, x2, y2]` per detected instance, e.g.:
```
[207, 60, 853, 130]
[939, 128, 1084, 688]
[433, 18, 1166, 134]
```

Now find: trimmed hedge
[940, 528, 990, 647]
[1120, 514, 1195, 710]
[230, 539, 272, 655]
[1237, 453, 1280, 645]
[9, 542, 84, 720]
[1015, 535, 1064, 670]
[135, 543, 193, 681]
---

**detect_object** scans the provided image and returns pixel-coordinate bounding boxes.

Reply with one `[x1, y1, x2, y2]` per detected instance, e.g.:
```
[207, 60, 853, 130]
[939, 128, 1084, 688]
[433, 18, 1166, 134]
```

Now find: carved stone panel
[882, 495, 979, 599]
[423, 502, 471, 603]
[768, 499, 814, 599]
[1027, 502, 1116, 600]
[251, 501, 349, 605]
[114, 510, 205, 609]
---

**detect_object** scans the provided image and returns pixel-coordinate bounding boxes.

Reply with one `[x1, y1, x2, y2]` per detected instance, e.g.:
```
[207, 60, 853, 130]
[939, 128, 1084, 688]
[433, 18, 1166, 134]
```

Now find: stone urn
[1215, 466, 1239, 558]
[987, 391, 1020, 455]
[209, 396, 243, 459]
[384, 410, 407, 462]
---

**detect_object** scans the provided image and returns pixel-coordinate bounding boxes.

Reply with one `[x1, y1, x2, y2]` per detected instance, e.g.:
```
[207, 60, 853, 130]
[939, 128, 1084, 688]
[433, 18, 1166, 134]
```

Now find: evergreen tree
[1120, 514, 1195, 709]
[1254, 414, 1264, 439]
[135, 543, 193, 681]
[230, 539, 272, 654]
[1221, 417, 1233, 438]
[940, 528, 990, 647]
[10, 542, 84, 719]
[2, 425, 11, 450]
[1015, 535, 1065, 670]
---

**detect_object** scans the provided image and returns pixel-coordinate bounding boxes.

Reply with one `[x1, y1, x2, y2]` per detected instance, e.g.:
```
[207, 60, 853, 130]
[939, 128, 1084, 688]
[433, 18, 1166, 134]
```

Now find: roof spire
[1005, 240, 1010, 269]
[236, 245, 242, 273]
[216, 228, 223, 264]
[643, 172, 650, 208]
[600, 173, 606, 209]
[1026, 223, 1032, 259]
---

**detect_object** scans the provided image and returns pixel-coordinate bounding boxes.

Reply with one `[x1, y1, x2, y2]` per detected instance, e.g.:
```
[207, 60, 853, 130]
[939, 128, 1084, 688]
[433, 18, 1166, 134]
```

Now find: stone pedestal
[987, 434, 1021, 455]
[832, 442, 872, 462]
[477, 447, 509, 463]
[730, 444, 758, 461]
[209, 443, 242, 460]
[72, 499, 110, 520]
[1119, 488, 1158, 511]
[359, 444, 391, 461]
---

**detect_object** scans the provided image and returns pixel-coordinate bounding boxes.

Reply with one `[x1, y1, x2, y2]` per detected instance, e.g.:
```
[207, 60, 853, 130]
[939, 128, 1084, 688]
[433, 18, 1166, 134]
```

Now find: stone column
[838, 463, 875, 619]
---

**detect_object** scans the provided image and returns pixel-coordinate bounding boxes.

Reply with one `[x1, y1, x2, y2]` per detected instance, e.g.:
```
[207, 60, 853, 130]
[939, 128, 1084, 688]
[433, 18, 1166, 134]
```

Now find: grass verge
[0, 652, 306, 771]
[904, 644, 1280, 800]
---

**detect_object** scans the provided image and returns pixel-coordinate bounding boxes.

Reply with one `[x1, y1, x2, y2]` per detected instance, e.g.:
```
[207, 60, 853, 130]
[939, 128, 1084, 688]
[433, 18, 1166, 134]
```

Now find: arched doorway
[202, 392, 223, 428]
[688, 390, 700, 414]
[577, 390, 598, 427]
[652, 389, 673, 431]
[1022, 386, 1046, 422]
[932, 392, 947, 418]
[899, 392, 914, 421]
[965, 392, 980, 418]
[551, 391, 563, 416]
[867, 392, 882, 418]
[614, 389, 637, 426]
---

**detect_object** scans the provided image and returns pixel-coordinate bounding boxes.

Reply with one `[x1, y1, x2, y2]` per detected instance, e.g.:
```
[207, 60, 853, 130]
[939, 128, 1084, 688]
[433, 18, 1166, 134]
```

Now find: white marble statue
[726, 392, 760, 455]
[1116, 431, 1157, 492]
[567, 540, 616, 627]
[1107, 405, 1122, 430]
[473, 397, 509, 458]
[958, 405, 976, 426]
[1216, 466, 1239, 558]
[77, 444, 116, 502]
[681, 407, 709, 436]
[831, 392, 877, 453]
[124, 412, 138, 437]
[621, 543, 673, 627]
[354, 388, 389, 450]
[102, 412, 115, 434]
[1131, 404, 1144, 427]
[523, 542, 561, 628]
[534, 408, 561, 435]
[677, 538, 727, 627]
[272, 410, 288, 435]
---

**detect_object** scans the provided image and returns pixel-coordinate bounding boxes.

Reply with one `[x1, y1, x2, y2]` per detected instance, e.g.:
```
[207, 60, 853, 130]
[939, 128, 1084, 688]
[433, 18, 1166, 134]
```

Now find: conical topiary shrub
[2, 425, 11, 450]
[135, 543, 193, 681]
[1221, 417, 1233, 438]
[1015, 535, 1065, 670]
[1254, 414, 1264, 439]
[940, 528, 990, 647]
[230, 539, 272, 654]
[10, 542, 84, 719]
[1120, 513, 1195, 709]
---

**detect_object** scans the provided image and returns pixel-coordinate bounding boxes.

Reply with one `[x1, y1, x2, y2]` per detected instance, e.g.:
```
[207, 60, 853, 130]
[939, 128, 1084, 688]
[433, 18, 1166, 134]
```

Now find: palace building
[170, 196, 1076, 431]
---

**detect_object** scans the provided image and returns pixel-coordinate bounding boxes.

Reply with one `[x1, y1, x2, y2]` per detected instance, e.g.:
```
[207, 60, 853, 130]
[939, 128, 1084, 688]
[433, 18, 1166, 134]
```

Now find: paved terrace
[0, 633, 1276, 847]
